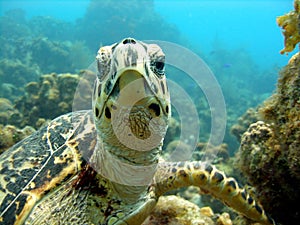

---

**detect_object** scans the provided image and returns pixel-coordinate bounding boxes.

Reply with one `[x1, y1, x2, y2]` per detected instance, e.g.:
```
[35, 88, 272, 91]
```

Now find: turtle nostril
[166, 105, 169, 114]
[148, 103, 160, 117]
[105, 107, 111, 119]
[123, 38, 136, 45]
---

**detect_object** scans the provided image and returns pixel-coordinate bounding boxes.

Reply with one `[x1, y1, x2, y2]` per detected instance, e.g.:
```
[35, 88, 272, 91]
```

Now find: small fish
[223, 63, 232, 68]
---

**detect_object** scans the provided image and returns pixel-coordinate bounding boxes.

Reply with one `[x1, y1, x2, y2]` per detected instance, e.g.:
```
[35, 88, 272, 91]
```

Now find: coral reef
[0, 59, 40, 100]
[0, 10, 93, 95]
[163, 139, 230, 165]
[0, 71, 95, 152]
[0, 125, 35, 154]
[177, 185, 235, 221]
[142, 195, 235, 225]
[0, 98, 16, 124]
[10, 71, 94, 129]
[237, 52, 300, 225]
[163, 139, 195, 162]
[276, 0, 300, 54]
[142, 195, 217, 225]
[205, 44, 276, 152]
[193, 142, 230, 163]
[30, 38, 73, 73]
[28, 16, 75, 41]
[230, 108, 259, 142]
[163, 117, 181, 148]
[76, 0, 183, 50]
[30, 38, 93, 73]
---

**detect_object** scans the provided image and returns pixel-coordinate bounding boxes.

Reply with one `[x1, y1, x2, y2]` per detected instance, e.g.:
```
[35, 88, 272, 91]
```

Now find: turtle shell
[0, 110, 96, 224]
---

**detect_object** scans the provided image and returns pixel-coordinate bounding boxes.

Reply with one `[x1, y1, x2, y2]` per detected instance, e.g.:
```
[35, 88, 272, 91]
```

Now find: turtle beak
[111, 70, 153, 107]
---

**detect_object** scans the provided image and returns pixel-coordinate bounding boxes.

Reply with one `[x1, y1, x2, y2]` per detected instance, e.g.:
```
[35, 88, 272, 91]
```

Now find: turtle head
[92, 38, 170, 154]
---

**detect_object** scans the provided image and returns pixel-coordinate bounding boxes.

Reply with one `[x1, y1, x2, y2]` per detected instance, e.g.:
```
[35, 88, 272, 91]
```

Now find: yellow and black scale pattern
[0, 111, 96, 224]
[0, 38, 276, 225]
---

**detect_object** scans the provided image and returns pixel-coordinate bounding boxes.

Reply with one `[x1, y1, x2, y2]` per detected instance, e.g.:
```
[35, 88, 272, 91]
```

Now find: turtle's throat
[90, 137, 161, 203]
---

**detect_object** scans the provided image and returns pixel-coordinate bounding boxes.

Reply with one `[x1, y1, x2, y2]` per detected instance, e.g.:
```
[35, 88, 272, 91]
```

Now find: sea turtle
[0, 38, 276, 225]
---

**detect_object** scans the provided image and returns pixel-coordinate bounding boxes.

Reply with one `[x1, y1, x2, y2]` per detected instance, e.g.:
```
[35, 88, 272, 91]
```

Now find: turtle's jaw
[101, 69, 168, 149]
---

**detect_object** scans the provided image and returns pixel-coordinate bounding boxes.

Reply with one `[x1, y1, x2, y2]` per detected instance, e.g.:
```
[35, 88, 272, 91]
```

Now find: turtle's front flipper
[153, 161, 276, 225]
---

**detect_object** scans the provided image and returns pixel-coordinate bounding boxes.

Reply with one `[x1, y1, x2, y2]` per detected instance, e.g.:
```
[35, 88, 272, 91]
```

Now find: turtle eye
[155, 61, 165, 71]
[151, 60, 165, 78]
[148, 44, 165, 78]
[96, 46, 111, 81]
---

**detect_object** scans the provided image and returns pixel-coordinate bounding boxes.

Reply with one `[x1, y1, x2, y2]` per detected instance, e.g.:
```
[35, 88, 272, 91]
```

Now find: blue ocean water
[0, 0, 295, 68]
[0, 0, 298, 150]
[155, 0, 297, 69]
